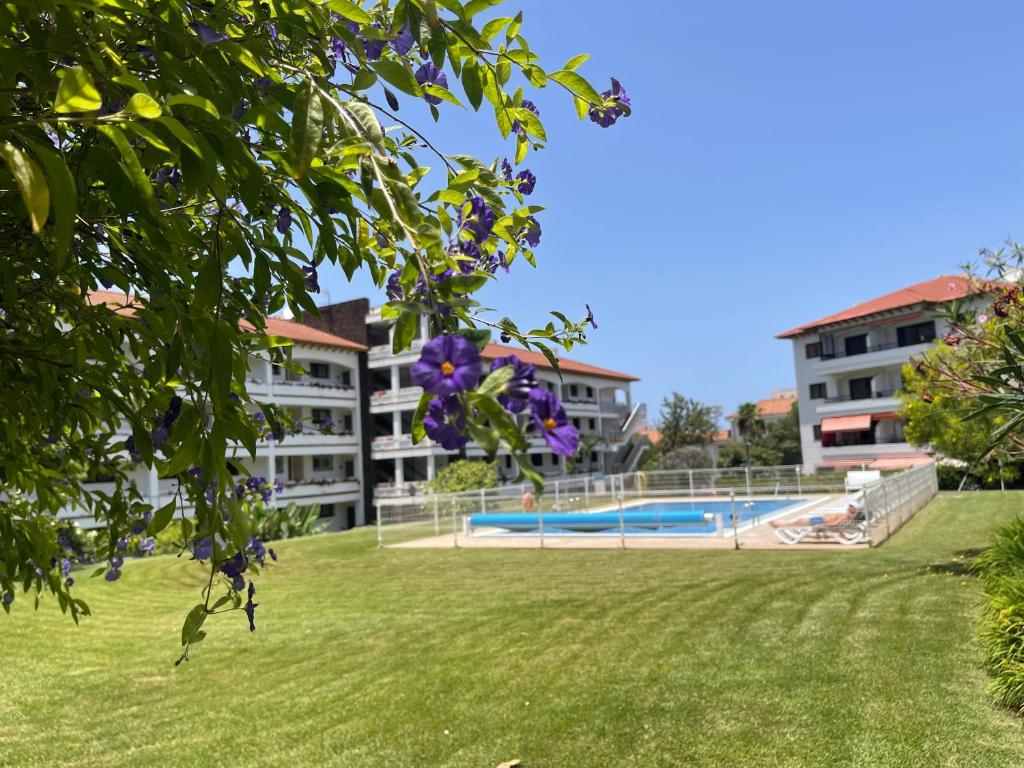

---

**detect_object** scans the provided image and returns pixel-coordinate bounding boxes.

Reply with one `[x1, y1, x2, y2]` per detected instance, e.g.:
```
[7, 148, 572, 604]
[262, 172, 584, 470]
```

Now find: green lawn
[3, 492, 1024, 767]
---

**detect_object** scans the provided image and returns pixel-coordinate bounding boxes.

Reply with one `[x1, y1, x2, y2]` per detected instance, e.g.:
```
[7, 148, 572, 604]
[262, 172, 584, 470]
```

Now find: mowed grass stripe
[3, 492, 1024, 767]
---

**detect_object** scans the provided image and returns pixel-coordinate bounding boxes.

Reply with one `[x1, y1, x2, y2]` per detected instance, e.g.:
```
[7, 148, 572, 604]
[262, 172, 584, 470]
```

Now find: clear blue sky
[319, 0, 1024, 424]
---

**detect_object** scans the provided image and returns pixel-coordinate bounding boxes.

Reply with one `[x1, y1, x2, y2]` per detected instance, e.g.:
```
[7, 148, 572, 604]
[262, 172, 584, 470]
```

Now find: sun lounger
[771, 496, 867, 545]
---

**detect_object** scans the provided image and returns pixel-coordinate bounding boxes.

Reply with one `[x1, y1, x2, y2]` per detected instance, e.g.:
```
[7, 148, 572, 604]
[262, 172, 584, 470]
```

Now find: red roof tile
[637, 428, 662, 444]
[87, 291, 365, 351]
[776, 275, 998, 338]
[482, 343, 639, 382]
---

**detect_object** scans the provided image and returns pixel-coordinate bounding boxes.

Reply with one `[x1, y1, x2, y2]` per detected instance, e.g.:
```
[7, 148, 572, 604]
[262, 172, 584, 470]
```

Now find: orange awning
[871, 412, 902, 421]
[869, 456, 933, 470]
[820, 414, 873, 434]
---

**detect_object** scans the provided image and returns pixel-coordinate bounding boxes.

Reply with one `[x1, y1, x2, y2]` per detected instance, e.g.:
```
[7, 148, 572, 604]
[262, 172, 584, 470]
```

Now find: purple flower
[303, 264, 320, 293]
[131, 511, 152, 536]
[423, 396, 468, 450]
[489, 356, 538, 414]
[411, 335, 482, 395]
[529, 389, 579, 457]
[515, 170, 536, 195]
[458, 197, 494, 243]
[189, 22, 229, 45]
[2, 591, 13, 606]
[511, 100, 539, 134]
[193, 537, 213, 561]
[275, 206, 292, 234]
[163, 395, 183, 427]
[116, 536, 128, 552]
[245, 581, 258, 632]
[125, 435, 141, 463]
[136, 537, 156, 556]
[415, 63, 448, 105]
[65, 577, 74, 588]
[151, 425, 169, 450]
[520, 216, 541, 248]
[386, 270, 403, 301]
[248, 537, 267, 566]
[500, 331, 512, 343]
[329, 37, 349, 63]
[274, 479, 284, 494]
[220, 552, 248, 592]
[500, 158, 513, 181]
[269, 548, 278, 562]
[112, 556, 124, 569]
[585, 304, 598, 330]
[105, 568, 121, 582]
[392, 25, 414, 55]
[588, 78, 631, 128]
[59, 558, 72, 576]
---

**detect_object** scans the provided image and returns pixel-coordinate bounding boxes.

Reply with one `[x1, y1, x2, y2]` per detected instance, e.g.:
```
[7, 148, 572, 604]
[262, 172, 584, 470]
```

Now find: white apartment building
[303, 299, 647, 496]
[777, 275, 991, 471]
[75, 293, 368, 531]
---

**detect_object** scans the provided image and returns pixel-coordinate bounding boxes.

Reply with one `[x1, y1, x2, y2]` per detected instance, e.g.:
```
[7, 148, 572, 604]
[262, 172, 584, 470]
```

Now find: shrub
[426, 460, 499, 494]
[249, 502, 327, 542]
[975, 516, 1024, 712]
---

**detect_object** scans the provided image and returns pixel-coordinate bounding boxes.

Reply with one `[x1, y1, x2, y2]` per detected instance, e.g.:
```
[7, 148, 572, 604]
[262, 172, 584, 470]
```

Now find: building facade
[306, 299, 646, 496]
[78, 294, 368, 531]
[777, 275, 990, 471]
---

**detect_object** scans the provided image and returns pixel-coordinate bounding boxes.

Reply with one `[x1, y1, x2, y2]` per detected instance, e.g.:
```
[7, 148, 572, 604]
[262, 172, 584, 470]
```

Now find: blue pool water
[470, 499, 805, 537]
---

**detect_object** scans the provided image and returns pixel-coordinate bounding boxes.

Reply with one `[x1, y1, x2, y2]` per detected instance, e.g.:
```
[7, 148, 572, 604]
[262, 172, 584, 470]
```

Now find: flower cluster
[588, 78, 631, 127]
[234, 475, 283, 504]
[412, 336, 578, 456]
[124, 394, 182, 462]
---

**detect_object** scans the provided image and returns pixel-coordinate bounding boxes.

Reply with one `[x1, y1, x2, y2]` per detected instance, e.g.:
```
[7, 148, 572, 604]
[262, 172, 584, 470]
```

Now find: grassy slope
[2, 492, 1024, 768]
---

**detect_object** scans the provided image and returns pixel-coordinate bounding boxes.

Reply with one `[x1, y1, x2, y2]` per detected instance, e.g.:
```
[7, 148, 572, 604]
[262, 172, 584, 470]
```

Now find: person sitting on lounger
[770, 496, 864, 528]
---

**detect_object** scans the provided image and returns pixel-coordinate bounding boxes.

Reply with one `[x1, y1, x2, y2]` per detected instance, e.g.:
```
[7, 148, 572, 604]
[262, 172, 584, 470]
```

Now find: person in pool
[521, 489, 536, 512]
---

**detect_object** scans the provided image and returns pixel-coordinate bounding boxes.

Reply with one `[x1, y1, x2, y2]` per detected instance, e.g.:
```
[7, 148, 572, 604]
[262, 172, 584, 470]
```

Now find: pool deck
[387, 495, 871, 551]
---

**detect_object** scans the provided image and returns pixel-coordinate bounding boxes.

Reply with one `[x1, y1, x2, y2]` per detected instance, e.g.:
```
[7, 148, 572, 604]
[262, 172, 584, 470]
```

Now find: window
[319, 503, 335, 519]
[272, 363, 283, 377]
[569, 384, 579, 397]
[572, 418, 581, 428]
[531, 453, 543, 467]
[809, 383, 826, 400]
[849, 377, 872, 400]
[590, 451, 599, 463]
[342, 413, 353, 431]
[588, 418, 597, 430]
[312, 455, 333, 471]
[340, 370, 352, 387]
[552, 455, 560, 465]
[812, 425, 822, 441]
[309, 362, 330, 379]
[311, 408, 331, 425]
[586, 386, 595, 399]
[805, 342, 821, 359]
[275, 457, 284, 475]
[344, 460, 355, 478]
[897, 320, 936, 347]
[843, 334, 867, 356]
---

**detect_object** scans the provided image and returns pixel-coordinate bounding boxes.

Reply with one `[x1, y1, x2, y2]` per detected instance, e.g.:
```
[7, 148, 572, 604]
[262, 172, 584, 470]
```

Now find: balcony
[263, 430, 359, 455]
[816, 389, 901, 417]
[278, 477, 360, 502]
[810, 341, 930, 376]
[370, 386, 423, 410]
[563, 398, 600, 413]
[269, 376, 357, 402]
[368, 339, 424, 366]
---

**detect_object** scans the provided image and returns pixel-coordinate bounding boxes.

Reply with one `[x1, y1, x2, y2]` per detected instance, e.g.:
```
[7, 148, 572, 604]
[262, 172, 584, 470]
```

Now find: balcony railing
[271, 376, 355, 392]
[824, 389, 898, 403]
[819, 341, 925, 360]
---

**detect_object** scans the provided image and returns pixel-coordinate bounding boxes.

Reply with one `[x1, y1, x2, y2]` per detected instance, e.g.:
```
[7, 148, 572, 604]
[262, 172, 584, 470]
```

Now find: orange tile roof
[482, 343, 639, 382]
[87, 291, 365, 351]
[637, 428, 662, 444]
[777, 275, 999, 338]
[713, 429, 732, 443]
[755, 395, 796, 417]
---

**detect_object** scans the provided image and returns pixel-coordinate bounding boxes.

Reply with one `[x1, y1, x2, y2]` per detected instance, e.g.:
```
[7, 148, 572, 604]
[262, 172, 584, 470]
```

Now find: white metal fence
[374, 463, 940, 548]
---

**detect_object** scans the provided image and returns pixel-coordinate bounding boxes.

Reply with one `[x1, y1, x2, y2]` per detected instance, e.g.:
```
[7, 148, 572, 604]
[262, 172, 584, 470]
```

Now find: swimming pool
[468, 499, 806, 537]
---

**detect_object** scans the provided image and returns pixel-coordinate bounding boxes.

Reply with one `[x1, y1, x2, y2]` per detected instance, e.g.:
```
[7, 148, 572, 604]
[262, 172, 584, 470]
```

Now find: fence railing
[373, 463, 939, 548]
[861, 462, 938, 546]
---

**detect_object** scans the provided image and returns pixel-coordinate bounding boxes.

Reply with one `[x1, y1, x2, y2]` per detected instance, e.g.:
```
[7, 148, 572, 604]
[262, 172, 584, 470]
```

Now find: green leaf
[291, 80, 324, 179]
[476, 363, 514, 397]
[549, 70, 604, 105]
[411, 391, 434, 444]
[54, 66, 101, 113]
[149, 498, 177, 535]
[392, 310, 419, 353]
[125, 93, 162, 119]
[327, 0, 372, 23]
[372, 60, 423, 97]
[96, 125, 160, 221]
[343, 101, 384, 149]
[0, 142, 49, 233]
[460, 61, 484, 111]
[165, 94, 220, 119]
[22, 139, 76, 270]
[181, 603, 207, 646]
[562, 53, 590, 71]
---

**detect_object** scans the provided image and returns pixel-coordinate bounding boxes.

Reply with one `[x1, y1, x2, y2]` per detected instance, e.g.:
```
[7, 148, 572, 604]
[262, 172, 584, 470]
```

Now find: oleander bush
[975, 515, 1024, 712]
